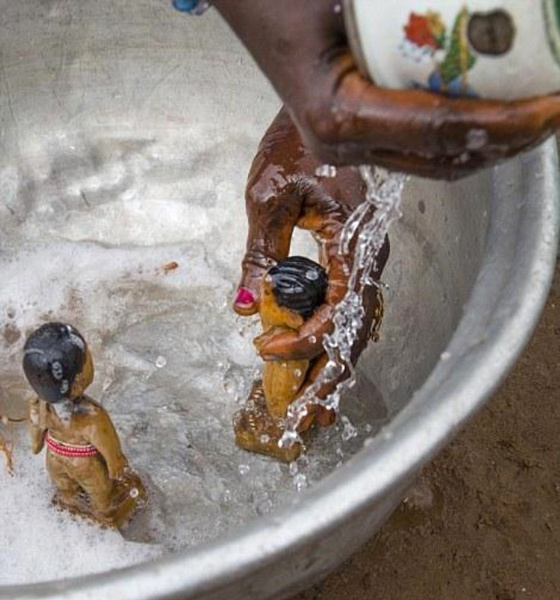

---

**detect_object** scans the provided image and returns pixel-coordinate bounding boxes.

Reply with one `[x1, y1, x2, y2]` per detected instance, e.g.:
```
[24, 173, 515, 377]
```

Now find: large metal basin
[1, 2, 558, 599]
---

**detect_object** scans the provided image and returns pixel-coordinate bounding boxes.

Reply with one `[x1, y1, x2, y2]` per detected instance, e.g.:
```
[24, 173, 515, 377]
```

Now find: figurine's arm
[233, 108, 304, 316]
[85, 407, 127, 480]
[29, 398, 46, 454]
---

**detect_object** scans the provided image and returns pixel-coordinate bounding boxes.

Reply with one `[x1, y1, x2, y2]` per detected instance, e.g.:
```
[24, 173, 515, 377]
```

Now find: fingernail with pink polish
[235, 287, 256, 307]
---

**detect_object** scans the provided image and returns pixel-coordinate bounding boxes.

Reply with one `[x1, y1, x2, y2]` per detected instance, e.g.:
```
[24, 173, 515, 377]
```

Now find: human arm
[213, 0, 560, 180]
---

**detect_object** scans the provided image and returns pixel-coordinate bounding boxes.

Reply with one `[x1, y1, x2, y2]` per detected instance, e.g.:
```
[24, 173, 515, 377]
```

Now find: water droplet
[466, 128, 488, 150]
[238, 464, 250, 476]
[293, 473, 308, 492]
[315, 164, 337, 178]
[256, 497, 273, 515]
[340, 415, 358, 441]
[260, 434, 270, 444]
[305, 269, 319, 281]
[155, 356, 167, 368]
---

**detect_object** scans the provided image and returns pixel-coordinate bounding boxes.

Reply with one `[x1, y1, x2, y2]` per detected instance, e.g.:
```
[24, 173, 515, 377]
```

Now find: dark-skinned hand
[233, 107, 388, 402]
[213, 0, 560, 180]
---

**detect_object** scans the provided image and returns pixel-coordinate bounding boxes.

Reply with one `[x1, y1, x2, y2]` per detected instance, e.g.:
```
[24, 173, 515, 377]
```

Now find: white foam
[0, 431, 162, 585]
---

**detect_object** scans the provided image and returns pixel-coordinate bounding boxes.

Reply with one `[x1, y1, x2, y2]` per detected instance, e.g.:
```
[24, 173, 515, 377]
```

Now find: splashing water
[280, 166, 408, 448]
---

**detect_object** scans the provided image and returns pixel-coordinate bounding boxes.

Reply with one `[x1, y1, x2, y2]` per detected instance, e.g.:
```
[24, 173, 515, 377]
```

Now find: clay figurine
[23, 323, 146, 528]
[234, 256, 330, 462]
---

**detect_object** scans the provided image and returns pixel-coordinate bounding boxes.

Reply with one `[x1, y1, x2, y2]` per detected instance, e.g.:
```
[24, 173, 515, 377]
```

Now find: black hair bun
[267, 256, 328, 320]
[23, 323, 87, 404]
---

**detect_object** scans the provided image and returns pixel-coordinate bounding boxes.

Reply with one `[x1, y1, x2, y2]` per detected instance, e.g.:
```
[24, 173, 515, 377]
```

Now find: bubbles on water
[340, 415, 358, 441]
[238, 464, 250, 476]
[293, 473, 307, 492]
[236, 314, 260, 338]
[155, 356, 167, 368]
[256, 497, 273, 515]
[222, 364, 246, 400]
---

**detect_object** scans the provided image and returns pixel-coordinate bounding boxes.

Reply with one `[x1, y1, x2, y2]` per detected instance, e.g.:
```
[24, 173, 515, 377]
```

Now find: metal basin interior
[0, 3, 558, 600]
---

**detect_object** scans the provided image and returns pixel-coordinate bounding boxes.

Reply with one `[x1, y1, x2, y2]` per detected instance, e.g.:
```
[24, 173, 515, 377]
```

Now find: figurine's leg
[46, 453, 85, 511]
[262, 358, 309, 419]
[234, 379, 302, 462]
[71, 457, 115, 519]
[74, 458, 144, 528]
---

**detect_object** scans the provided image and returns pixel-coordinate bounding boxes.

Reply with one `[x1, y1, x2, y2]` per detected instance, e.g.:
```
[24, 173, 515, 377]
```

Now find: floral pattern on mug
[402, 8, 478, 97]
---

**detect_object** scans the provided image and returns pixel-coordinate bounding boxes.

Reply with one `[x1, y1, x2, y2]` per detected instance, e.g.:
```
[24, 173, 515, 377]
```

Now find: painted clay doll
[23, 323, 145, 528]
[234, 257, 329, 462]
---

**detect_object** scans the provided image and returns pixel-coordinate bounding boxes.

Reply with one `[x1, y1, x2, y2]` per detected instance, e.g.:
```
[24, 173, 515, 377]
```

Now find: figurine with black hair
[234, 256, 330, 462]
[23, 323, 145, 528]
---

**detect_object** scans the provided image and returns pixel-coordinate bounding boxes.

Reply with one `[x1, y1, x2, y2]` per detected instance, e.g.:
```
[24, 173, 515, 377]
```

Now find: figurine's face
[70, 347, 94, 397]
[259, 278, 304, 330]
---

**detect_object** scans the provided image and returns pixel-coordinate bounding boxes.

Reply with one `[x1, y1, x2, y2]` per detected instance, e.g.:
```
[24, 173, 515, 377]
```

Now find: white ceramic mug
[344, 0, 560, 100]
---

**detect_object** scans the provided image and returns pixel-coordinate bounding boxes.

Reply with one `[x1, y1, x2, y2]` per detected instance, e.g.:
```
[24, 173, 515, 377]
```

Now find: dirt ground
[293, 257, 560, 600]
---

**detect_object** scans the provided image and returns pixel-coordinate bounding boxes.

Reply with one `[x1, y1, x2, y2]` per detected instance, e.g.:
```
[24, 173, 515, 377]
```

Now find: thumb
[233, 250, 271, 316]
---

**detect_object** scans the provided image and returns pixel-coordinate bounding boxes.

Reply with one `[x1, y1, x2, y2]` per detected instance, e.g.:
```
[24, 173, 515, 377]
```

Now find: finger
[233, 250, 269, 315]
[234, 109, 304, 314]
[301, 54, 560, 171]
[303, 353, 344, 402]
[298, 354, 338, 427]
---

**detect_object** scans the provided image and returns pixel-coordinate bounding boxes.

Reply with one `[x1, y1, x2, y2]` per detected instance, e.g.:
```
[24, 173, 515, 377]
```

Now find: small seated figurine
[234, 257, 329, 462]
[23, 323, 145, 528]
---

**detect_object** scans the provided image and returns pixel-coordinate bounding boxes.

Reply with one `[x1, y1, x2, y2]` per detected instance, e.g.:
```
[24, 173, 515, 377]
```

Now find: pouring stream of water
[280, 166, 408, 449]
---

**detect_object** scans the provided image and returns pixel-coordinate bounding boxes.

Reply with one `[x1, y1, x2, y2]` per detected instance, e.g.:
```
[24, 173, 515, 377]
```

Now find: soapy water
[280, 166, 408, 449]
[0, 133, 390, 584]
